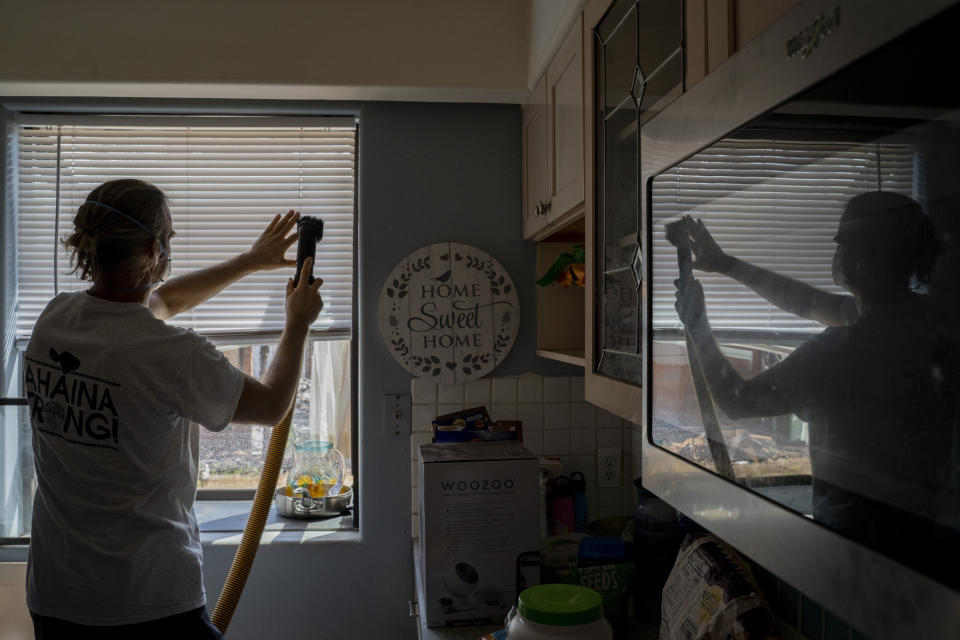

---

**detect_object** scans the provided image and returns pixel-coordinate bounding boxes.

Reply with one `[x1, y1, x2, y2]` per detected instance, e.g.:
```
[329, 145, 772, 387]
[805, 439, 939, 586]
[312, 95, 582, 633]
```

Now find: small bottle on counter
[551, 475, 575, 535]
[570, 471, 588, 532]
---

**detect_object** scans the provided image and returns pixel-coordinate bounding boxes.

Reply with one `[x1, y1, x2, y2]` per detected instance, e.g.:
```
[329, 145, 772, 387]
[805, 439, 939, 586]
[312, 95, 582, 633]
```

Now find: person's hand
[285, 257, 324, 331]
[244, 209, 300, 271]
[666, 216, 731, 273]
[674, 276, 707, 328]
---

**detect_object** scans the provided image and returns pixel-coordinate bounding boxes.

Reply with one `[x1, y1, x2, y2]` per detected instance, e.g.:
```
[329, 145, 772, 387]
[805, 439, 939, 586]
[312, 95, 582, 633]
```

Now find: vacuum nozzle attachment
[294, 216, 324, 287]
[665, 217, 695, 283]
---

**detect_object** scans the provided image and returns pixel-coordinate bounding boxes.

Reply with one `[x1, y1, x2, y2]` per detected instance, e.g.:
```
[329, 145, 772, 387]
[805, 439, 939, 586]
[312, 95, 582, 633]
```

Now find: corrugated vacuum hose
[212, 215, 324, 634]
[665, 218, 735, 480]
[211, 402, 294, 633]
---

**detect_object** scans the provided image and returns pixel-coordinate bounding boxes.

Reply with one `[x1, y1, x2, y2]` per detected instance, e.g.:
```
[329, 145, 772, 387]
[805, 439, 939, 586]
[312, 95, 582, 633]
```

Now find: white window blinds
[651, 139, 918, 333]
[15, 116, 356, 342]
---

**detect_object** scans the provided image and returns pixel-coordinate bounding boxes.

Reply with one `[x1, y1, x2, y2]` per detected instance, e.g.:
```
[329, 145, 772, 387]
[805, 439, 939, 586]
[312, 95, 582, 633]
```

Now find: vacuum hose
[211, 215, 325, 634]
[211, 404, 294, 632]
[665, 219, 735, 480]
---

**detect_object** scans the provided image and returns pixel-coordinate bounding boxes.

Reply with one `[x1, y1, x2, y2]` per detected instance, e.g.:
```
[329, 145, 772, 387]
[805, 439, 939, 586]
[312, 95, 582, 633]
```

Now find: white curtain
[309, 339, 352, 461]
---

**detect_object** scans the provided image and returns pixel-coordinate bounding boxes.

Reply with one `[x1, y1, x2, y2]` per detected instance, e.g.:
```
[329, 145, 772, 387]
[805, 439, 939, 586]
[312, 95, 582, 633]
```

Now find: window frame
[1, 110, 361, 540]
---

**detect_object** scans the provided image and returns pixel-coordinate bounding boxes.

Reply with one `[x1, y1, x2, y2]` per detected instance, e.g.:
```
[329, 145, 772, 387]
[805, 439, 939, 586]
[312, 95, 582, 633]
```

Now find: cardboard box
[432, 420, 522, 443]
[418, 442, 540, 627]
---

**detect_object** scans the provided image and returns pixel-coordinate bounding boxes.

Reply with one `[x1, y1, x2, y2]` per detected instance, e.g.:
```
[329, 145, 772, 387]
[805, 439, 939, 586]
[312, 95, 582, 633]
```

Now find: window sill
[197, 500, 357, 545]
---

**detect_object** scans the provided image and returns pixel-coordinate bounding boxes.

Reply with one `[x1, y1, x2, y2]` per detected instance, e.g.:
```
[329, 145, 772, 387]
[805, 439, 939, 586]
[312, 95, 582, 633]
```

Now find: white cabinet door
[546, 13, 584, 225]
[522, 74, 550, 239]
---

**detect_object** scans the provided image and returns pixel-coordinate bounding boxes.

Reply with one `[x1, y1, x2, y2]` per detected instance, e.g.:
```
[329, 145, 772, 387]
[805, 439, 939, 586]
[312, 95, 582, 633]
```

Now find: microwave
[640, 1, 960, 637]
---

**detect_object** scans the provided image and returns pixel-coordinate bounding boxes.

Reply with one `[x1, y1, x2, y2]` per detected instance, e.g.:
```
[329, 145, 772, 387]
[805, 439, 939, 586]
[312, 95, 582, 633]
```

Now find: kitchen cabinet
[522, 15, 584, 241]
[522, 75, 550, 239]
[530, 0, 793, 402]
[686, 0, 801, 88]
[584, 0, 683, 423]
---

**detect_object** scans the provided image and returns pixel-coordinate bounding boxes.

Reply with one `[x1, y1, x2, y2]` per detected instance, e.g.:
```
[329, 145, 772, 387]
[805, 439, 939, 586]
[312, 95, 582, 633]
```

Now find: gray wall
[198, 101, 578, 639]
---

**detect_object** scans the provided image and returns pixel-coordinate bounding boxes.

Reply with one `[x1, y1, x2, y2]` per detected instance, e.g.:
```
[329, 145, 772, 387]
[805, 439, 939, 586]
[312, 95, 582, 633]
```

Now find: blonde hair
[63, 179, 171, 282]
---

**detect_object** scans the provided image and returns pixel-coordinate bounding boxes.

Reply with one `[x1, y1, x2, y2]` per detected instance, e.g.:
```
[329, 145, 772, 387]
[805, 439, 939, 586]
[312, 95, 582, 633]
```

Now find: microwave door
[640, 1, 960, 638]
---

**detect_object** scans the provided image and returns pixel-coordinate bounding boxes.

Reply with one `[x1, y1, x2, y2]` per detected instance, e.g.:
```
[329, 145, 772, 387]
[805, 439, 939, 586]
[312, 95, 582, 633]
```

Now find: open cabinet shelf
[535, 348, 585, 366]
[535, 217, 586, 367]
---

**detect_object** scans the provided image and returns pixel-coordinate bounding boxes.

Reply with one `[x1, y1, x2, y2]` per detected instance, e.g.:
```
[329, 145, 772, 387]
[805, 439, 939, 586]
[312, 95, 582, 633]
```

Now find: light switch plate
[383, 394, 411, 438]
[597, 448, 621, 487]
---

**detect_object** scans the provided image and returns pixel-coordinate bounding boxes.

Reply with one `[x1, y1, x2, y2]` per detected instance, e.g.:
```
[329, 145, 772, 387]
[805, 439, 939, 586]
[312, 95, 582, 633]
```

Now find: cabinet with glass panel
[584, 0, 683, 421]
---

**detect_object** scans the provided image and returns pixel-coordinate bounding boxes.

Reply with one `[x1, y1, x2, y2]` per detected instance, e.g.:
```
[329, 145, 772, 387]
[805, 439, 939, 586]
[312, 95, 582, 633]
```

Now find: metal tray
[274, 486, 352, 519]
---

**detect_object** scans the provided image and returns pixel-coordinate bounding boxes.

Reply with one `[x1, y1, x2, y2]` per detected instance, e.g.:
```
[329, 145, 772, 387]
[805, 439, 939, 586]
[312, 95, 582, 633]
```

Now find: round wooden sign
[378, 243, 520, 383]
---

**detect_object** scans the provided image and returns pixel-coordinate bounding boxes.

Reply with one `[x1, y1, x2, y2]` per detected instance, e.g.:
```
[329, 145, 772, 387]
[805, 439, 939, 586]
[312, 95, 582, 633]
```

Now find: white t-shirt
[24, 291, 246, 625]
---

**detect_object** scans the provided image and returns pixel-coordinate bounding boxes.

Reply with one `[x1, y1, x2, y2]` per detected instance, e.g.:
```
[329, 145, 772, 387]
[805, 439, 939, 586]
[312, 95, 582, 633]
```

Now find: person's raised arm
[675, 276, 794, 420]
[231, 258, 324, 426]
[149, 210, 299, 319]
[670, 216, 858, 327]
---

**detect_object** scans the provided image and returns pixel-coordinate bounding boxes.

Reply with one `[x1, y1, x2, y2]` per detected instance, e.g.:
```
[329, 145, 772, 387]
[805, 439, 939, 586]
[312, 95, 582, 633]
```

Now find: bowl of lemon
[275, 479, 353, 519]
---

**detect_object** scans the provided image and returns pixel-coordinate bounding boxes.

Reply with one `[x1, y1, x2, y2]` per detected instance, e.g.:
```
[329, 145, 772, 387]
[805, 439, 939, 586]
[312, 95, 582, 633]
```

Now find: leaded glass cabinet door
[593, 0, 683, 386]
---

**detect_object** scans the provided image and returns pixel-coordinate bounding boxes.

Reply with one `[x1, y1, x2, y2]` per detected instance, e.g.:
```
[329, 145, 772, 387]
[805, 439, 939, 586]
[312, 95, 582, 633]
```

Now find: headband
[83, 199, 170, 260]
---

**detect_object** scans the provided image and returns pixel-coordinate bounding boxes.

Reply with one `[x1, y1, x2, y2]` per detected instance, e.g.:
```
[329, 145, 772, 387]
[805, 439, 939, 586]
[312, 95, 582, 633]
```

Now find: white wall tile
[412, 514, 420, 540]
[517, 375, 543, 403]
[492, 377, 518, 404]
[597, 409, 621, 428]
[567, 377, 585, 402]
[569, 454, 595, 482]
[596, 506, 622, 520]
[544, 377, 570, 403]
[412, 486, 420, 513]
[491, 403, 518, 420]
[410, 433, 433, 460]
[570, 402, 596, 429]
[544, 429, 571, 456]
[409, 375, 641, 523]
[518, 403, 544, 430]
[570, 428, 596, 453]
[411, 378, 437, 404]
[465, 379, 491, 405]
[523, 429, 544, 456]
[436, 403, 464, 418]
[597, 428, 620, 449]
[411, 404, 436, 434]
[598, 486, 623, 508]
[437, 383, 464, 405]
[544, 403, 571, 429]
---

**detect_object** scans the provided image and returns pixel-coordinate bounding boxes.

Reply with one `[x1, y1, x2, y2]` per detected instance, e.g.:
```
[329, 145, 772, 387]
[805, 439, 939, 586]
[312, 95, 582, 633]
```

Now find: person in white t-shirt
[24, 178, 324, 638]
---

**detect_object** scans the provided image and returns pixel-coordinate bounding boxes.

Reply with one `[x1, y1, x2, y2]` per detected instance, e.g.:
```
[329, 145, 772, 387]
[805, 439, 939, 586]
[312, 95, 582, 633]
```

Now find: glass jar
[508, 584, 612, 640]
[285, 440, 344, 499]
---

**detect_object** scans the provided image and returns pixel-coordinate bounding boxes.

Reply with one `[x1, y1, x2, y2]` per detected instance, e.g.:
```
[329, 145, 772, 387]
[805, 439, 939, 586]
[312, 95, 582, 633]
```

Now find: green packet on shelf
[536, 244, 586, 286]
[554, 563, 636, 633]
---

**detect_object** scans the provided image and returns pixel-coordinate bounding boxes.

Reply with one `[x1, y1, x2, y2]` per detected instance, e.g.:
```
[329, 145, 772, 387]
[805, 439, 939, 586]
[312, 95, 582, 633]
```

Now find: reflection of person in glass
[670, 191, 959, 580]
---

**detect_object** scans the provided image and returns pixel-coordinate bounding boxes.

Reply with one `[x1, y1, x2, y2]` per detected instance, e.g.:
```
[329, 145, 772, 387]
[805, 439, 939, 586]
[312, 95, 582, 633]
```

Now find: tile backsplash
[408, 379, 870, 640]
[410, 373, 637, 536]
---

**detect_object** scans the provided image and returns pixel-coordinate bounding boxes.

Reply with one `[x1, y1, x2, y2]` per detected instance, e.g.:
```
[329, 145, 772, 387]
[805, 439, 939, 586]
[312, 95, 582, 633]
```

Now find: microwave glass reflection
[649, 7, 960, 589]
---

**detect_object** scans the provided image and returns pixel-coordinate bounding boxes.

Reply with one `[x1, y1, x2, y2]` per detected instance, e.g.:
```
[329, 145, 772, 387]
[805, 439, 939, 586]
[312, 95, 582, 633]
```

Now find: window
[2, 115, 357, 538]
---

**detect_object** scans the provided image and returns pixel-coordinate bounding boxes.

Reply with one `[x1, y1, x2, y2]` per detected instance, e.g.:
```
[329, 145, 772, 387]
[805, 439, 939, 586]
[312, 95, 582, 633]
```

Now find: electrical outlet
[597, 448, 621, 487]
[382, 394, 411, 438]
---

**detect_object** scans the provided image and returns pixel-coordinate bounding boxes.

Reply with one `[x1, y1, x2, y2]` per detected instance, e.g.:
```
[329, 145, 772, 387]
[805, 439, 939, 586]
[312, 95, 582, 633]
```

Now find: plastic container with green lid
[508, 584, 612, 639]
